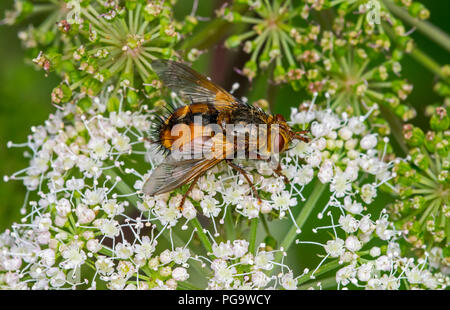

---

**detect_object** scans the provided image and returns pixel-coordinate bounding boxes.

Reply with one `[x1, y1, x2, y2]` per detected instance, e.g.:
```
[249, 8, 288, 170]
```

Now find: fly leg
[273, 162, 290, 185]
[226, 160, 262, 204]
[178, 175, 201, 211]
[293, 130, 310, 143]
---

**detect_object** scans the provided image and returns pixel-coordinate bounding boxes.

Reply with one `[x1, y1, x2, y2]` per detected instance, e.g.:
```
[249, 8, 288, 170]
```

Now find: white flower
[324, 239, 345, 257]
[87, 137, 111, 160]
[39, 249, 55, 267]
[360, 184, 377, 204]
[345, 235, 362, 252]
[135, 236, 156, 260]
[357, 263, 374, 282]
[66, 177, 85, 191]
[406, 267, 423, 284]
[336, 264, 356, 286]
[271, 191, 297, 212]
[87, 239, 101, 253]
[116, 242, 134, 259]
[296, 165, 314, 185]
[305, 149, 322, 167]
[117, 261, 135, 279]
[211, 259, 236, 285]
[261, 177, 285, 194]
[98, 219, 120, 238]
[157, 204, 181, 227]
[213, 241, 234, 259]
[318, 160, 333, 183]
[421, 270, 439, 289]
[359, 216, 374, 234]
[84, 188, 105, 206]
[181, 200, 197, 220]
[102, 199, 124, 217]
[61, 244, 86, 270]
[251, 270, 270, 288]
[339, 215, 359, 233]
[112, 134, 131, 153]
[172, 267, 189, 281]
[375, 255, 392, 272]
[56, 198, 72, 217]
[280, 272, 297, 290]
[95, 256, 114, 276]
[223, 185, 247, 204]
[159, 249, 172, 265]
[232, 240, 249, 258]
[348, 117, 366, 135]
[237, 197, 260, 219]
[75, 204, 96, 224]
[108, 277, 127, 290]
[376, 218, 394, 240]
[369, 247, 381, 257]
[171, 247, 190, 265]
[360, 134, 377, 150]
[338, 126, 353, 140]
[200, 196, 221, 218]
[330, 172, 351, 198]
[2, 257, 22, 271]
[254, 251, 274, 270]
[379, 274, 400, 290]
[47, 268, 66, 287]
[343, 196, 363, 214]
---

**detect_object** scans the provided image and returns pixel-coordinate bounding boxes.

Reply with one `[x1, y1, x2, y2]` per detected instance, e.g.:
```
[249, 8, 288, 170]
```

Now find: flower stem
[191, 217, 213, 253]
[297, 276, 337, 290]
[180, 3, 248, 51]
[409, 48, 449, 82]
[296, 259, 340, 286]
[177, 281, 202, 290]
[103, 168, 184, 248]
[225, 208, 236, 241]
[382, 0, 450, 53]
[274, 181, 327, 265]
[249, 217, 259, 255]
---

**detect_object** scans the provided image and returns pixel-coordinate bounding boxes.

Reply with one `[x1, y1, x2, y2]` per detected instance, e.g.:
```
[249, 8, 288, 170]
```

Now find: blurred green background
[0, 0, 448, 236]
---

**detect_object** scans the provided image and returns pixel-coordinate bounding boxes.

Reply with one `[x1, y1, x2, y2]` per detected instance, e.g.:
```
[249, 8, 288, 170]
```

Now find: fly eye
[275, 114, 285, 122]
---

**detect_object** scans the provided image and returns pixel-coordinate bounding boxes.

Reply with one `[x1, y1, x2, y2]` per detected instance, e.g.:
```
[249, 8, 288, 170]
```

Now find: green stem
[296, 259, 341, 286]
[177, 281, 202, 290]
[191, 218, 213, 253]
[180, 3, 248, 51]
[297, 276, 337, 290]
[382, 0, 450, 52]
[274, 181, 327, 265]
[260, 214, 271, 236]
[409, 48, 449, 82]
[225, 208, 236, 241]
[249, 218, 259, 255]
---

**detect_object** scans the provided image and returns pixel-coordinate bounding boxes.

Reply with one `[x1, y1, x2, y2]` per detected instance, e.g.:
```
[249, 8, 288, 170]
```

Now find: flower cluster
[387, 106, 449, 271]
[219, 0, 421, 123]
[3, 0, 199, 107]
[1, 0, 448, 291]
[0, 90, 199, 289]
[2, 86, 445, 289]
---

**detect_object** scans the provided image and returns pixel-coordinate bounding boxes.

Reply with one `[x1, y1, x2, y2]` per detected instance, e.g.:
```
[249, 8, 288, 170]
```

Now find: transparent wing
[143, 132, 237, 196]
[152, 59, 239, 110]
[142, 154, 222, 196]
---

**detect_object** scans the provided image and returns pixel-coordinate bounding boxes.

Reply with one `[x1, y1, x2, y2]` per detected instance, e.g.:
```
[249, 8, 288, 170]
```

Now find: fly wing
[152, 59, 240, 111]
[143, 132, 236, 196]
[142, 155, 222, 196]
